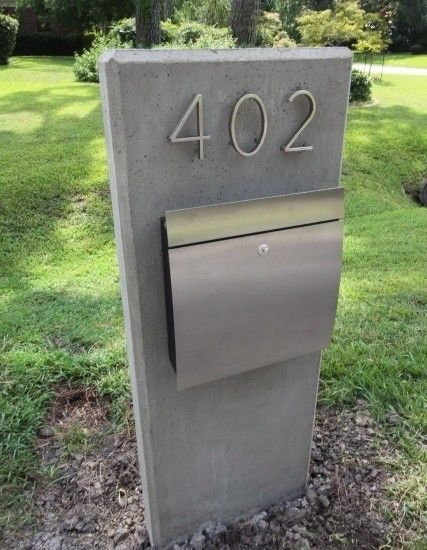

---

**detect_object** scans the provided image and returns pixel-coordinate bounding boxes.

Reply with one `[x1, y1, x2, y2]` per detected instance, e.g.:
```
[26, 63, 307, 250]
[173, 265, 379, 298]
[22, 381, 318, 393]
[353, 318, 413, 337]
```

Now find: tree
[174, 0, 231, 28]
[309, 0, 333, 8]
[18, 0, 134, 32]
[296, 0, 390, 51]
[392, 0, 427, 51]
[135, 0, 161, 46]
[163, 0, 175, 20]
[276, 0, 306, 40]
[231, 0, 260, 45]
[360, 0, 397, 21]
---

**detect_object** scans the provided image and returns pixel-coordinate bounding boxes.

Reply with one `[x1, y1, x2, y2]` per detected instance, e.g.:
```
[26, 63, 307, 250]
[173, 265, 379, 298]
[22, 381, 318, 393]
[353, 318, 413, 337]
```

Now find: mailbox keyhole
[258, 244, 269, 256]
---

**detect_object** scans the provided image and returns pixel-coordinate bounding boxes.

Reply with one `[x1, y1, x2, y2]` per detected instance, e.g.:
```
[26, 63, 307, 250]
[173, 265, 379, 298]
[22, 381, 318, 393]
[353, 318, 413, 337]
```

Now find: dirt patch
[2, 391, 410, 549]
[46, 387, 107, 429]
[403, 176, 427, 206]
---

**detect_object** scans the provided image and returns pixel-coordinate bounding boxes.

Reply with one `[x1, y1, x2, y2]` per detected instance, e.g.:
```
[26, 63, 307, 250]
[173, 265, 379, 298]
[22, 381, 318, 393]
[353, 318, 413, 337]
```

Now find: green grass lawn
[354, 52, 427, 68]
[1, 57, 426, 538]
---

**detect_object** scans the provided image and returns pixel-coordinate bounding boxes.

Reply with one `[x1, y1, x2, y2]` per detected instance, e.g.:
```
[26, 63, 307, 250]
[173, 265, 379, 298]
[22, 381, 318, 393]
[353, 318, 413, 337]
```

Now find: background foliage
[0, 14, 19, 65]
[73, 33, 131, 82]
[12, 0, 427, 54]
[349, 69, 372, 102]
[296, 0, 390, 52]
[14, 33, 92, 56]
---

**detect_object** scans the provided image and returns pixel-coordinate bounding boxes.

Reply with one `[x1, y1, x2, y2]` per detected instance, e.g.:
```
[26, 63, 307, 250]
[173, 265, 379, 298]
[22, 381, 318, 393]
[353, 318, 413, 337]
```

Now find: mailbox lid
[165, 188, 344, 247]
[168, 219, 343, 390]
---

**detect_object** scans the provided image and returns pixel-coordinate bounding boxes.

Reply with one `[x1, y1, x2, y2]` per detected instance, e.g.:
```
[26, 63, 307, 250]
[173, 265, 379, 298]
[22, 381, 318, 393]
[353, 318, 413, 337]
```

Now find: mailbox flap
[165, 187, 344, 248]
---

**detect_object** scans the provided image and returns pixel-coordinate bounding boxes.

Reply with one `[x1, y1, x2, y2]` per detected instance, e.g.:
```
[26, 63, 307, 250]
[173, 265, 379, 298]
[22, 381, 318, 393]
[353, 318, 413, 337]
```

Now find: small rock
[45, 536, 63, 550]
[113, 527, 129, 545]
[386, 413, 399, 426]
[318, 495, 330, 509]
[39, 426, 54, 438]
[42, 491, 56, 503]
[355, 414, 372, 427]
[306, 488, 317, 505]
[293, 525, 308, 535]
[369, 520, 385, 535]
[91, 481, 104, 498]
[286, 506, 306, 523]
[201, 521, 227, 539]
[269, 519, 282, 534]
[299, 497, 308, 508]
[189, 531, 205, 550]
[255, 519, 269, 532]
[239, 521, 253, 536]
[63, 515, 79, 531]
[253, 533, 264, 545]
[249, 511, 268, 525]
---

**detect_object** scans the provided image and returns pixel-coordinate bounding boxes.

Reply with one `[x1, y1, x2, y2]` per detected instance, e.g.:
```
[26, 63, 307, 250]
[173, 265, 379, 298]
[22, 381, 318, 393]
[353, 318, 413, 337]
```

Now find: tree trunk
[231, 0, 260, 46]
[135, 0, 162, 47]
[163, 0, 174, 20]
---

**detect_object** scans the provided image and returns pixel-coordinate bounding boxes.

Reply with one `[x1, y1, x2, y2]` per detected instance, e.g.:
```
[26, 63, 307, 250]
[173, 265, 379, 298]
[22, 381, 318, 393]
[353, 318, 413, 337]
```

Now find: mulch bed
[2, 388, 406, 549]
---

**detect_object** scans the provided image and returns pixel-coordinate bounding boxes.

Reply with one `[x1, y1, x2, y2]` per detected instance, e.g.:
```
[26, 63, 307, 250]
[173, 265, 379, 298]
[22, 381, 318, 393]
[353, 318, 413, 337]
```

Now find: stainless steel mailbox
[163, 188, 344, 390]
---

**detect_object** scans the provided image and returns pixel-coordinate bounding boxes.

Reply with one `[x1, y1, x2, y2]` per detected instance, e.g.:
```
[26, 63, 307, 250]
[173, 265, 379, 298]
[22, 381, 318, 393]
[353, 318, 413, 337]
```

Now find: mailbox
[163, 187, 344, 390]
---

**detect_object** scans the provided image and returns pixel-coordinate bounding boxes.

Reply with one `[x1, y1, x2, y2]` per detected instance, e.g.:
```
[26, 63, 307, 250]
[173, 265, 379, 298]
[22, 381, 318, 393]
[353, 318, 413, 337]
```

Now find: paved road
[353, 63, 427, 76]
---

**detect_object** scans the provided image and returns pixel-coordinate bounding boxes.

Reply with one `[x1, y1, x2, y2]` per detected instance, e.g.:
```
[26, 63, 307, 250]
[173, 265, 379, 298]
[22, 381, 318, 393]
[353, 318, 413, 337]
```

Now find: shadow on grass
[0, 84, 426, 282]
[371, 78, 393, 87]
[0, 286, 128, 490]
[0, 83, 112, 286]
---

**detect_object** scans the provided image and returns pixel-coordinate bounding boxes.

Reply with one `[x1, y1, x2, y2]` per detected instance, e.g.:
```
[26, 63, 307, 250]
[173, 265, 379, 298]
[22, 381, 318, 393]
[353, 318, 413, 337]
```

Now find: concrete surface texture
[100, 47, 352, 548]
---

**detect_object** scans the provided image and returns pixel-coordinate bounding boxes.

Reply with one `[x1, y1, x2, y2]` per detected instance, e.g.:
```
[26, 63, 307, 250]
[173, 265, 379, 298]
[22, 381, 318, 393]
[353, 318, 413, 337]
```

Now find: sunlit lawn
[0, 57, 426, 537]
[354, 52, 427, 68]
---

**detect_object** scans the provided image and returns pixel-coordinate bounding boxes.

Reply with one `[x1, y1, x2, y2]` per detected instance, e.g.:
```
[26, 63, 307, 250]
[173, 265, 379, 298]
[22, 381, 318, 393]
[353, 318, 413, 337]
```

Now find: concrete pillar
[100, 48, 351, 547]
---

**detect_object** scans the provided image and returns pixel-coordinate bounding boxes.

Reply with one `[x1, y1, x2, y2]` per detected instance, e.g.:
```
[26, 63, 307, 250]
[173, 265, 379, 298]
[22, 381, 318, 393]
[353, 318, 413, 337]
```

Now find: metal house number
[169, 91, 316, 159]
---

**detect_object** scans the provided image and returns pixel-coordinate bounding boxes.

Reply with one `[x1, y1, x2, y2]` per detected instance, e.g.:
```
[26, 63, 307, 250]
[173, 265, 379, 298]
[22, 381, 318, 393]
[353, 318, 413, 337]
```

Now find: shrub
[109, 18, 136, 45]
[161, 21, 235, 49]
[73, 34, 131, 83]
[107, 18, 235, 50]
[0, 14, 19, 65]
[14, 33, 93, 56]
[174, 0, 231, 28]
[256, 11, 296, 48]
[349, 69, 372, 103]
[410, 43, 425, 55]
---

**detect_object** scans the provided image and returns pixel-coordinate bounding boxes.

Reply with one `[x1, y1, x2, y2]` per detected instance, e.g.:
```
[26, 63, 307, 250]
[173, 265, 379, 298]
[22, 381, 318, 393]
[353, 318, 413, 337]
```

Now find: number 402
[168, 90, 316, 160]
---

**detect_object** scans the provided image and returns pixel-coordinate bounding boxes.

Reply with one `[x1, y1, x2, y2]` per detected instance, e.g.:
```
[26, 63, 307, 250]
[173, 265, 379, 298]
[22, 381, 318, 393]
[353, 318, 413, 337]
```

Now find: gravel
[1, 390, 409, 549]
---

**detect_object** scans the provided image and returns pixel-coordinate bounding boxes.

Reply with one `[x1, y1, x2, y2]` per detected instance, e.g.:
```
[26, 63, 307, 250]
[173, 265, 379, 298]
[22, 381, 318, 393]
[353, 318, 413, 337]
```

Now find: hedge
[14, 33, 93, 56]
[0, 14, 19, 65]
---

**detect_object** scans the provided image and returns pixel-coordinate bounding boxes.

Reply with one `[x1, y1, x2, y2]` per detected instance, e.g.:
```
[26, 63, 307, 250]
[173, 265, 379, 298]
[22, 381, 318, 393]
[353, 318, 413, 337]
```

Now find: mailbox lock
[258, 244, 269, 256]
